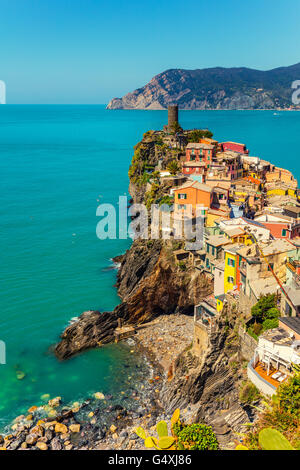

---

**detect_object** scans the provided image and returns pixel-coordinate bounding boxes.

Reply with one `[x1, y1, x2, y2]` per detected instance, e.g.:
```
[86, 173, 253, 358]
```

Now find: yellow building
[216, 294, 225, 312]
[222, 227, 253, 246]
[266, 188, 287, 197]
[224, 244, 242, 293]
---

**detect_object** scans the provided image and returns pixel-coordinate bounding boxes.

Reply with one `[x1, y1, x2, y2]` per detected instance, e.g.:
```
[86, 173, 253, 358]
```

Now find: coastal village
[141, 105, 300, 400]
[2, 106, 300, 452]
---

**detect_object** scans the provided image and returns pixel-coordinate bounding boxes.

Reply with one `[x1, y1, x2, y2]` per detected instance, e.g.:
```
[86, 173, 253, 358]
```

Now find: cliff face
[107, 63, 300, 110]
[161, 308, 252, 447]
[55, 239, 213, 359]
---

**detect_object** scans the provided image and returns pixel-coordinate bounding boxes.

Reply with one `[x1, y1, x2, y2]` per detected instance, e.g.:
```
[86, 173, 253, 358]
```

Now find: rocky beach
[1, 125, 257, 451]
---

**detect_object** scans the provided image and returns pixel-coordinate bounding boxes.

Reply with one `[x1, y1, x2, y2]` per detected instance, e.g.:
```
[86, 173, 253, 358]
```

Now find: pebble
[36, 441, 48, 451]
[69, 424, 80, 433]
[54, 423, 68, 434]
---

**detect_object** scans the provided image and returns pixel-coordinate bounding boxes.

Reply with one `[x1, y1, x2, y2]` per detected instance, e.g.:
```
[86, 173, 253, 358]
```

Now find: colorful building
[182, 161, 206, 182]
[221, 141, 249, 154]
[185, 143, 216, 167]
[224, 244, 242, 293]
[173, 180, 213, 218]
[254, 213, 295, 239]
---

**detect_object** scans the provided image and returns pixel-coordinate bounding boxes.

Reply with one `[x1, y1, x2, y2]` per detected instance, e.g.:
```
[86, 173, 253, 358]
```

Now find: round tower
[168, 105, 178, 129]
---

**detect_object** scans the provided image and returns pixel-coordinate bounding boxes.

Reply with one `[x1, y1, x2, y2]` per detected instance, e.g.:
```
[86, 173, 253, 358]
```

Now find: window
[268, 263, 274, 272]
[178, 193, 187, 200]
[227, 257, 235, 267]
[227, 276, 234, 284]
[282, 228, 287, 237]
[212, 246, 216, 256]
[190, 155, 196, 161]
[285, 302, 292, 317]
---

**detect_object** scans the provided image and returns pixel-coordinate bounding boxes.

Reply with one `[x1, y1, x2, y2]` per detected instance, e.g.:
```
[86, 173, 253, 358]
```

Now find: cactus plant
[258, 428, 295, 450]
[134, 409, 180, 450]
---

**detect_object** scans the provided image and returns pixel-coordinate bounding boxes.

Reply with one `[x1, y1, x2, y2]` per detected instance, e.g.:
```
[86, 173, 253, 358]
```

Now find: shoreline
[0, 314, 196, 450]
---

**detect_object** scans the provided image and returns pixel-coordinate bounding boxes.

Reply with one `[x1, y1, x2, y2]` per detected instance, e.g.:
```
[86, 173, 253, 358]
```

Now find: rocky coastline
[106, 64, 300, 110]
[1, 127, 258, 451]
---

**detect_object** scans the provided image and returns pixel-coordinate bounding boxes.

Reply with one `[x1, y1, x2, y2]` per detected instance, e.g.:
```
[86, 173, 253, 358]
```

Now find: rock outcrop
[55, 311, 118, 360]
[55, 241, 213, 359]
[161, 311, 252, 447]
[107, 63, 300, 110]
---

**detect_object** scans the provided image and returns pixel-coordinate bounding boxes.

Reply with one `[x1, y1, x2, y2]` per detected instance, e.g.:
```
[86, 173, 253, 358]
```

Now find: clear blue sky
[1, 0, 300, 104]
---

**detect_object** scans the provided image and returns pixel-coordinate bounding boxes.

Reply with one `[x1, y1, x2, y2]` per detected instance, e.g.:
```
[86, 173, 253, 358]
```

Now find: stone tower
[168, 105, 179, 130]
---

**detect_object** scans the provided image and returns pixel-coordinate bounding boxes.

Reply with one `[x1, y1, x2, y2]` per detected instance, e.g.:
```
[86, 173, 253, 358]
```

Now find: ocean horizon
[1, 105, 300, 429]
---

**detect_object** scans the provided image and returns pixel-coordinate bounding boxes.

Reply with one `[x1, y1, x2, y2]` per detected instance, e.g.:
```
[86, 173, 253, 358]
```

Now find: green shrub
[167, 159, 180, 175]
[169, 122, 183, 134]
[187, 129, 213, 142]
[251, 294, 278, 323]
[174, 423, 219, 450]
[262, 318, 279, 331]
[265, 307, 280, 319]
[239, 381, 261, 404]
[277, 373, 300, 418]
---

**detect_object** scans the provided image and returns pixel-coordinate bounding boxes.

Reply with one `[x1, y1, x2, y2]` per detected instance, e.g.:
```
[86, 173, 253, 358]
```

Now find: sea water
[0, 105, 299, 428]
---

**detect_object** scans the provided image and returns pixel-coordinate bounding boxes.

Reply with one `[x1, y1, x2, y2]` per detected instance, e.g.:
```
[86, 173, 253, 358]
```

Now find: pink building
[185, 143, 216, 166]
[221, 141, 249, 154]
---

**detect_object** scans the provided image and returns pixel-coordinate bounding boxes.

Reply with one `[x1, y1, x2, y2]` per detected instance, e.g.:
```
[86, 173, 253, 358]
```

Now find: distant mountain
[107, 63, 300, 110]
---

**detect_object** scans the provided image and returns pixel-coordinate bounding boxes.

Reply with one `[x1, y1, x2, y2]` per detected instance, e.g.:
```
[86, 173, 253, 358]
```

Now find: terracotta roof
[175, 180, 213, 193]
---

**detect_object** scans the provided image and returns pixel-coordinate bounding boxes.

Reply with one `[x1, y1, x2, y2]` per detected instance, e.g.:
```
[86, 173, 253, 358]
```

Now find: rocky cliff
[55, 130, 212, 359]
[107, 63, 300, 110]
[161, 305, 253, 447]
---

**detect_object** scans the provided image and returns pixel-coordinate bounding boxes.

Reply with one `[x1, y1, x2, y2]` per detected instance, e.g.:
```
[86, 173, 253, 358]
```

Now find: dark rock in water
[55, 310, 118, 360]
[112, 254, 124, 264]
[97, 430, 106, 440]
[111, 405, 123, 412]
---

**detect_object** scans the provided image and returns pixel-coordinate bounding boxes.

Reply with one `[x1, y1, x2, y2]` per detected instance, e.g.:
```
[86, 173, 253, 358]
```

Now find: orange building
[173, 181, 213, 218]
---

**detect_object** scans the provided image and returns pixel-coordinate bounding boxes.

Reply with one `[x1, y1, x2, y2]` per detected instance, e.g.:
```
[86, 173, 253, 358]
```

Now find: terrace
[247, 327, 300, 395]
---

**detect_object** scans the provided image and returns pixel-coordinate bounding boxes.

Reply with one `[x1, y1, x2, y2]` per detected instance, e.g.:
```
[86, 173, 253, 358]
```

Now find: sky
[0, 0, 300, 104]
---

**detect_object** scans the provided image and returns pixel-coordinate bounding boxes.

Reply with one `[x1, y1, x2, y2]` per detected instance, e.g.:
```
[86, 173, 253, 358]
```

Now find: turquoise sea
[1, 105, 300, 429]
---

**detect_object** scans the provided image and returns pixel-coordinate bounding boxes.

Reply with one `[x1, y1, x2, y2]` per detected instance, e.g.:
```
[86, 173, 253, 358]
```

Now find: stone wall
[193, 321, 209, 357]
[238, 325, 257, 361]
